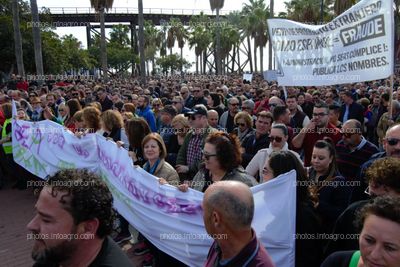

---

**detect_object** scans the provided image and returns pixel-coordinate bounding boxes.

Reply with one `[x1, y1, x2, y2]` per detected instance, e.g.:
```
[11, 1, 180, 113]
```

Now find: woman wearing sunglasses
[232, 111, 254, 143]
[246, 124, 301, 182]
[322, 195, 400, 267]
[176, 131, 257, 193]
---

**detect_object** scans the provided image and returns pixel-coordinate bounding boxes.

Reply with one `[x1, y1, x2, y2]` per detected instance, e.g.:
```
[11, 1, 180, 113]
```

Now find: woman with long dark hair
[263, 151, 322, 267]
[308, 138, 351, 232]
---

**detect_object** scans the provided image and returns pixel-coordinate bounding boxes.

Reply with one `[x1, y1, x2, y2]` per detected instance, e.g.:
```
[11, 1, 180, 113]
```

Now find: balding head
[203, 181, 254, 232]
[384, 124, 400, 158]
[207, 110, 219, 128]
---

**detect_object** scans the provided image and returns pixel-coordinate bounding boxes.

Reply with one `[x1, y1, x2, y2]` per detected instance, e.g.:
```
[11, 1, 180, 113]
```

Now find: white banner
[12, 118, 295, 267]
[268, 0, 393, 86]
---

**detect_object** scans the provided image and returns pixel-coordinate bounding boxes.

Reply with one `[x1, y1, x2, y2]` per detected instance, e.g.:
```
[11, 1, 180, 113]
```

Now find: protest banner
[268, 0, 393, 86]
[12, 116, 296, 267]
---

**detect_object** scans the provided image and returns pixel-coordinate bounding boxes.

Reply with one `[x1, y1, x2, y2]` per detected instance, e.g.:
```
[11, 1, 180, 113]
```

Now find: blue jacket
[137, 105, 157, 132]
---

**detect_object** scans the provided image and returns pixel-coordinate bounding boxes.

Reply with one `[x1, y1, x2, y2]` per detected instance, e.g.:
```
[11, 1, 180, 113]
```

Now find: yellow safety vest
[2, 118, 12, 154]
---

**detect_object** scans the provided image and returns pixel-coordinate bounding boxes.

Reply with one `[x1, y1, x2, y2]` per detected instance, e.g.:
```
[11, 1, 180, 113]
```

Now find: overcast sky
[36, 0, 287, 71]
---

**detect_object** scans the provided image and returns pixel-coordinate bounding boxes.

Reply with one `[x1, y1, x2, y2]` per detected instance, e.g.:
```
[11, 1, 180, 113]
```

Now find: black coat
[339, 102, 364, 124]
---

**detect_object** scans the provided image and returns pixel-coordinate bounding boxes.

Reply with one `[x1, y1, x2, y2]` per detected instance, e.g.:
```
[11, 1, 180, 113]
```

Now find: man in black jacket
[339, 90, 364, 125]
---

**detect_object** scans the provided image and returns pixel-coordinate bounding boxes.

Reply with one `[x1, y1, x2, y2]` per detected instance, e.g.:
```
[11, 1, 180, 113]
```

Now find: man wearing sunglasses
[185, 83, 207, 109]
[352, 124, 400, 203]
[176, 105, 216, 180]
[336, 119, 379, 183]
[219, 97, 240, 133]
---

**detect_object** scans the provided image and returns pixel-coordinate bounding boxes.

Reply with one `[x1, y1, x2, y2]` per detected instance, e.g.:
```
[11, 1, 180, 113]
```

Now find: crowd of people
[1, 73, 400, 267]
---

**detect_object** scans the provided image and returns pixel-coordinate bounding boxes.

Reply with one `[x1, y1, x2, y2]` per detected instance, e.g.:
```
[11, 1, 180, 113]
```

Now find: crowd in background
[1, 73, 400, 267]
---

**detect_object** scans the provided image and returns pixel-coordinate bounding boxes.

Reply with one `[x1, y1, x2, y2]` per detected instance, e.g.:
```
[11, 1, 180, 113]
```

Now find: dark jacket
[204, 229, 275, 267]
[241, 132, 270, 168]
[339, 102, 364, 125]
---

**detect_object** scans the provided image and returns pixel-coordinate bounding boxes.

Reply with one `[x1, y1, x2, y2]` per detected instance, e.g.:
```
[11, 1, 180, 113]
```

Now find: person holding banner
[321, 196, 400, 267]
[142, 133, 185, 267]
[180, 132, 257, 193]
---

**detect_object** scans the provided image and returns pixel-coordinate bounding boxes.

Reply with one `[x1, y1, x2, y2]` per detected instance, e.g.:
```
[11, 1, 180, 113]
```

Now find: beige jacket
[153, 159, 180, 186]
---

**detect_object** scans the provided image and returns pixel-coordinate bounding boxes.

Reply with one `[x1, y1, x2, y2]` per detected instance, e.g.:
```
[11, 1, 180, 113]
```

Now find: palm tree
[167, 18, 188, 74]
[189, 13, 212, 74]
[144, 21, 162, 75]
[210, 0, 224, 75]
[138, 0, 145, 81]
[30, 0, 43, 81]
[284, 0, 333, 24]
[90, 0, 114, 81]
[334, 0, 357, 16]
[12, 0, 24, 76]
[243, 0, 269, 73]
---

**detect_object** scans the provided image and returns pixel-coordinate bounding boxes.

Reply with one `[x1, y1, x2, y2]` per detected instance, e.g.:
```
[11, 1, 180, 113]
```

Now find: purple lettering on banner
[97, 145, 200, 215]
[14, 122, 43, 155]
[72, 144, 89, 158]
[153, 193, 166, 209]
[47, 132, 65, 149]
[179, 204, 201, 215]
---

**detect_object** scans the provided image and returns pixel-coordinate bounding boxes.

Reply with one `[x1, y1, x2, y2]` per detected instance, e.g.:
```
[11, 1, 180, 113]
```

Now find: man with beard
[136, 95, 157, 132]
[27, 169, 132, 267]
[352, 124, 400, 202]
[292, 103, 342, 166]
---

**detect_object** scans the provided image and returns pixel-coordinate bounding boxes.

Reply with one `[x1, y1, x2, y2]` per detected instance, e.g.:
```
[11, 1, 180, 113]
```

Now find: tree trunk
[237, 45, 241, 73]
[30, 0, 43, 81]
[254, 42, 258, 73]
[180, 47, 183, 76]
[196, 55, 199, 74]
[260, 45, 264, 74]
[203, 50, 207, 75]
[138, 0, 146, 83]
[12, 0, 24, 76]
[269, 0, 274, 70]
[231, 44, 236, 72]
[215, 9, 221, 75]
[99, 8, 108, 81]
[246, 36, 253, 73]
[146, 61, 149, 76]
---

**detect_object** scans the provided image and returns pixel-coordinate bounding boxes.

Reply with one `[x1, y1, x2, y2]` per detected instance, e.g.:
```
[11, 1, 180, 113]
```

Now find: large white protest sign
[12, 117, 295, 267]
[268, 0, 393, 86]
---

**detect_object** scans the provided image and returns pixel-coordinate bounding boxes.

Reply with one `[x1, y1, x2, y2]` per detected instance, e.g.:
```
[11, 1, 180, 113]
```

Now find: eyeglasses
[386, 138, 400, 146]
[72, 93, 79, 96]
[269, 136, 283, 142]
[153, 104, 160, 107]
[58, 109, 65, 112]
[192, 90, 200, 93]
[312, 112, 327, 117]
[236, 123, 246, 127]
[202, 150, 217, 160]
[230, 103, 239, 106]
[268, 103, 278, 107]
